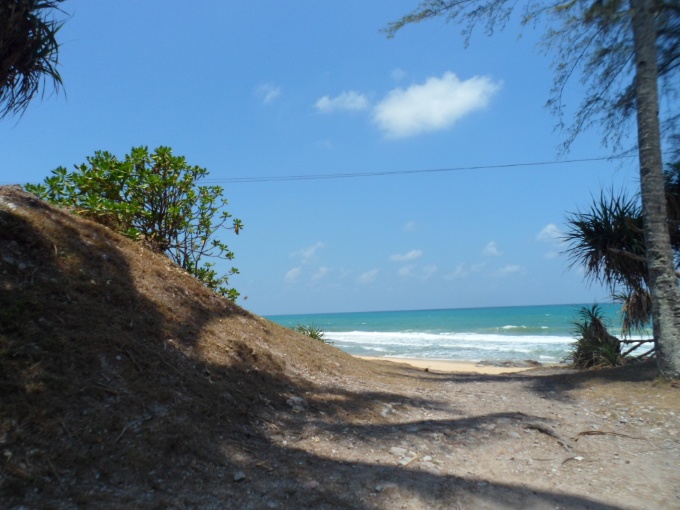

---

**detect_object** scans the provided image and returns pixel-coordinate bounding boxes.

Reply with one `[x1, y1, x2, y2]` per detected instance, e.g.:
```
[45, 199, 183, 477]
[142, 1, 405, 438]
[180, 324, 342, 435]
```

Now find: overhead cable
[6, 154, 635, 187]
[203, 154, 635, 184]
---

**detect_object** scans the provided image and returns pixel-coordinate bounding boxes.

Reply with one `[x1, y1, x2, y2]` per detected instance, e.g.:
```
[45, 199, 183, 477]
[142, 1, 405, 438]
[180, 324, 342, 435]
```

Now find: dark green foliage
[0, 0, 65, 118]
[294, 324, 330, 343]
[24, 146, 243, 301]
[564, 163, 680, 334]
[564, 189, 647, 291]
[567, 305, 624, 369]
[613, 287, 653, 335]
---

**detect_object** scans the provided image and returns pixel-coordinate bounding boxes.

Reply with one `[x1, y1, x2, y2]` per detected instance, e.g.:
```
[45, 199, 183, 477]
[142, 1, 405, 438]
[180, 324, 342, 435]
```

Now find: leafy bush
[294, 324, 329, 343]
[566, 305, 623, 369]
[25, 146, 243, 300]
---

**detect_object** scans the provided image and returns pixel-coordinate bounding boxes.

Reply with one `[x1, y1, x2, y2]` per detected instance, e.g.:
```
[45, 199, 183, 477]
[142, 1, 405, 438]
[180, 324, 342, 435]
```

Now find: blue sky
[1, 1, 642, 315]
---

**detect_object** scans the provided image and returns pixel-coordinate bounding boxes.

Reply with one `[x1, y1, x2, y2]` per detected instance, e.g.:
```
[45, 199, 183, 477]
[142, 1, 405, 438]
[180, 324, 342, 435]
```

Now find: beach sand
[358, 356, 562, 374]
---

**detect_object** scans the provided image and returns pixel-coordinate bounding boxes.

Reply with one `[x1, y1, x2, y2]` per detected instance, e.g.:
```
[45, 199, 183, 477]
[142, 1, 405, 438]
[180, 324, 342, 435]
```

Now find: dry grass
[0, 185, 378, 507]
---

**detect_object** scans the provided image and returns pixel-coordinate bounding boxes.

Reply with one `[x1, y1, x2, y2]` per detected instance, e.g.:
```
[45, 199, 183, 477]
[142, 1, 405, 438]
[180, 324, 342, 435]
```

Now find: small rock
[302, 480, 319, 490]
[375, 482, 398, 493]
[381, 404, 393, 417]
[233, 470, 246, 482]
[420, 461, 440, 474]
[506, 430, 521, 439]
[389, 447, 407, 457]
[287, 396, 306, 408]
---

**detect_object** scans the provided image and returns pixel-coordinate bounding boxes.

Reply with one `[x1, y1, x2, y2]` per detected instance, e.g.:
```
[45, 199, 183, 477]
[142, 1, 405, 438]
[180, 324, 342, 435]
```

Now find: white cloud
[422, 264, 438, 279]
[398, 265, 414, 277]
[312, 266, 330, 282]
[284, 267, 301, 283]
[391, 68, 406, 81]
[536, 223, 563, 244]
[339, 269, 353, 279]
[257, 84, 281, 104]
[445, 263, 468, 280]
[497, 264, 522, 275]
[358, 269, 379, 284]
[315, 91, 369, 113]
[403, 221, 417, 233]
[398, 264, 437, 279]
[373, 72, 502, 138]
[292, 242, 325, 263]
[537, 224, 564, 259]
[472, 261, 487, 272]
[483, 241, 501, 257]
[389, 249, 423, 262]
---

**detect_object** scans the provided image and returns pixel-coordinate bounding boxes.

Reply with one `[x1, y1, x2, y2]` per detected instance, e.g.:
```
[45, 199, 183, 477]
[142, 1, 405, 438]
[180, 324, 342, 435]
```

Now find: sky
[1, 1, 644, 315]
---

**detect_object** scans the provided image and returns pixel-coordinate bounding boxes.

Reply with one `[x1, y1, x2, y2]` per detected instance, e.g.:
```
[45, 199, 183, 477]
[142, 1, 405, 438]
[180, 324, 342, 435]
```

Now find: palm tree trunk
[630, 0, 680, 378]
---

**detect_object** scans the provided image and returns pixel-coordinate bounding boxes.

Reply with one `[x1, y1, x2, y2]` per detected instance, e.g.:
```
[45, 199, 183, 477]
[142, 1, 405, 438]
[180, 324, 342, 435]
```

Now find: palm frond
[563, 188, 646, 291]
[612, 287, 652, 335]
[0, 0, 65, 118]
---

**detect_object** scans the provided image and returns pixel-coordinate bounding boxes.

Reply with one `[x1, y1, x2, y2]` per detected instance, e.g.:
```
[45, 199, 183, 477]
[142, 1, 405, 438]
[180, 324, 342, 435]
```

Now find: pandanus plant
[0, 0, 65, 118]
[564, 162, 680, 336]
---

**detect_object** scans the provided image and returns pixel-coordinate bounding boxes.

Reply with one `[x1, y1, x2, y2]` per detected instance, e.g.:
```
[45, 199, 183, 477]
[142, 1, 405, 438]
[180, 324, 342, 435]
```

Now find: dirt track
[210, 359, 680, 510]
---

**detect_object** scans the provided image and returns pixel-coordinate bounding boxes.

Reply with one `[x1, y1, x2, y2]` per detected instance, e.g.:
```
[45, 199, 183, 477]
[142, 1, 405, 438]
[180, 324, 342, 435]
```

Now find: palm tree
[629, 0, 680, 378]
[564, 162, 680, 335]
[0, 0, 65, 118]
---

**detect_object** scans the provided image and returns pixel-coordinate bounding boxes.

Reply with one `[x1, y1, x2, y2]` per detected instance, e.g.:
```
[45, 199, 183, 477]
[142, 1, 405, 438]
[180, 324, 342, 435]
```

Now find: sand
[358, 356, 561, 374]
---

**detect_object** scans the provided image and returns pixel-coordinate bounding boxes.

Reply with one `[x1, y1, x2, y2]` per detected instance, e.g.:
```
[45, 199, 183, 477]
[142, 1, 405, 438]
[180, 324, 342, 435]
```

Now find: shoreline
[358, 356, 565, 374]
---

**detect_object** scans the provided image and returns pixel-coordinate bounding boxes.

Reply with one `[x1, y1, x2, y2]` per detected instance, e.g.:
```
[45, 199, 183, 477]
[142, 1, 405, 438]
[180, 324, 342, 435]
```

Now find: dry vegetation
[1, 185, 679, 509]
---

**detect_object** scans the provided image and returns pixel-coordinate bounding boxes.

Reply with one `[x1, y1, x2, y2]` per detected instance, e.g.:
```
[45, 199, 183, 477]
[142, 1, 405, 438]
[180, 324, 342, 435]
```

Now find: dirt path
[194, 360, 680, 510]
[5, 358, 680, 509]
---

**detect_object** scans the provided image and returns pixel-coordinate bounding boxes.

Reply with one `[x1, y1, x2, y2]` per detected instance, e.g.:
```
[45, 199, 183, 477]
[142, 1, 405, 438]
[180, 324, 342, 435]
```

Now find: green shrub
[25, 146, 243, 301]
[566, 305, 623, 369]
[294, 324, 329, 343]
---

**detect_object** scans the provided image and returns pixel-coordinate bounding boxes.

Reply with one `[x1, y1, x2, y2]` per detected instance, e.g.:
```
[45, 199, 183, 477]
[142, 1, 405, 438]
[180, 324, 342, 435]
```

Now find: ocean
[266, 303, 651, 363]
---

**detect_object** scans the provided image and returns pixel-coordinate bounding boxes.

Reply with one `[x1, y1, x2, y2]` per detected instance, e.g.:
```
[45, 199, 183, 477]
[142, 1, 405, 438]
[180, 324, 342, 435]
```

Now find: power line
[203, 155, 635, 184]
[4, 154, 635, 187]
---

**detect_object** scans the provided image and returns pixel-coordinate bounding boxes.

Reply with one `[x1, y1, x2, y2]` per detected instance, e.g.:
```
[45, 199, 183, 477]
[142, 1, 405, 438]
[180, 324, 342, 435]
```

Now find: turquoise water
[267, 303, 650, 363]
